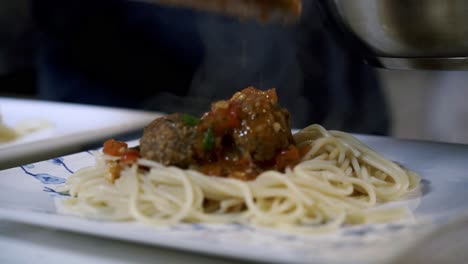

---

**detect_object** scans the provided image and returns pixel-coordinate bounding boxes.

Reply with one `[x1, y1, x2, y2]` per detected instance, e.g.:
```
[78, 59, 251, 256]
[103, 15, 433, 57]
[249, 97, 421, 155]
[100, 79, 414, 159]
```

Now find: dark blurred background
[1, 0, 468, 143]
[0, 0, 35, 96]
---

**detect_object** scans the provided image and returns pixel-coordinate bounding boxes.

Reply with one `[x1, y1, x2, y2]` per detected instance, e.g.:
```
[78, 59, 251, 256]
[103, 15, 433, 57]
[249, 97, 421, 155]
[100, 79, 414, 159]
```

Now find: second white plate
[0, 97, 161, 169]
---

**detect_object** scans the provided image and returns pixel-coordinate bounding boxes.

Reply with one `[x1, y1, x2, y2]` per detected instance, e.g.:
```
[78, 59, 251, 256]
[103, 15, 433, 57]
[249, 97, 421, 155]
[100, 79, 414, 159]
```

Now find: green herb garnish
[203, 126, 214, 151]
[181, 113, 200, 126]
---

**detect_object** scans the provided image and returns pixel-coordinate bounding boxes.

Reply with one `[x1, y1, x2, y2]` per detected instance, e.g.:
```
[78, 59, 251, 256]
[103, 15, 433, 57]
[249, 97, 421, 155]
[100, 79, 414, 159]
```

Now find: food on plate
[0, 114, 17, 142]
[140, 87, 294, 180]
[0, 113, 52, 143]
[61, 87, 420, 233]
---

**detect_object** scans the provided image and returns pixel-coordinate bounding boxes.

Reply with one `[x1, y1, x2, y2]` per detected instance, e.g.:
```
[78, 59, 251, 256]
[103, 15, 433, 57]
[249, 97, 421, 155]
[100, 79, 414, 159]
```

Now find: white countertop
[0, 220, 251, 264]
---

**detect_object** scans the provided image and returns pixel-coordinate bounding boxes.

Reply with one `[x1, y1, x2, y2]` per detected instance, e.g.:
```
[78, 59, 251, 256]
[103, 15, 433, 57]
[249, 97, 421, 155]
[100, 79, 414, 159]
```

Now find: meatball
[231, 87, 294, 161]
[140, 113, 197, 168]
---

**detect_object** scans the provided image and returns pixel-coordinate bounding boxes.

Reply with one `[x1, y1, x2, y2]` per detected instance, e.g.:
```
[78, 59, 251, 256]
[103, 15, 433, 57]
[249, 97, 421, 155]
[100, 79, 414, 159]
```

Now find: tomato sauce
[107, 87, 307, 182]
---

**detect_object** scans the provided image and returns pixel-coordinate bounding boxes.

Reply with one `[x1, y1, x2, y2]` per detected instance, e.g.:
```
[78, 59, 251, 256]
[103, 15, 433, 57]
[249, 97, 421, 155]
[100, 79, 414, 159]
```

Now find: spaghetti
[61, 124, 420, 233]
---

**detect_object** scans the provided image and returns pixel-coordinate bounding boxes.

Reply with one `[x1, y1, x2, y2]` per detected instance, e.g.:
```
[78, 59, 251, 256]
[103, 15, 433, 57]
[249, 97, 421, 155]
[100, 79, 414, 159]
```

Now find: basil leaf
[203, 127, 214, 151]
[181, 113, 200, 126]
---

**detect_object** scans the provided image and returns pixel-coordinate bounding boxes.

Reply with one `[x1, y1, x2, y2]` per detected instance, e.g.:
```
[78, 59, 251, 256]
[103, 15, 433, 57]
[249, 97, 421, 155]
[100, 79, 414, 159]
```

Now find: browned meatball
[140, 113, 197, 168]
[231, 87, 294, 161]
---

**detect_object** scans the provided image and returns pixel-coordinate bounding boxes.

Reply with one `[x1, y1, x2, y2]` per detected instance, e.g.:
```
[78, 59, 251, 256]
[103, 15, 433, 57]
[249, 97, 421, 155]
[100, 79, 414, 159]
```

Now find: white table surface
[0, 220, 253, 264]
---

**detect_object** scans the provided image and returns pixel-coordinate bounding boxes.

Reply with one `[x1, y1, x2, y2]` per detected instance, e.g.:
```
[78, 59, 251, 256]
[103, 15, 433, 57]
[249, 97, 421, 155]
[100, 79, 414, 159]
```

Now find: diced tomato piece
[121, 149, 140, 163]
[199, 163, 223, 176]
[276, 145, 300, 171]
[227, 102, 240, 127]
[212, 103, 241, 135]
[198, 101, 241, 138]
[103, 139, 128, 156]
[299, 144, 312, 158]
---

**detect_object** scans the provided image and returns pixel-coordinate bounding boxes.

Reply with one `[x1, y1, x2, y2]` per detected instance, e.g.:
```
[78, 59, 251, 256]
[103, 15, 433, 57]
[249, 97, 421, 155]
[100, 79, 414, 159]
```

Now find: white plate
[1, 136, 468, 263]
[0, 97, 161, 169]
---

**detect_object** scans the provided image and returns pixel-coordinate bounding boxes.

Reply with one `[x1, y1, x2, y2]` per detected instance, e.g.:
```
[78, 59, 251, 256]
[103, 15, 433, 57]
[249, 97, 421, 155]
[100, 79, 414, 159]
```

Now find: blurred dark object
[0, 0, 36, 96]
[33, 0, 389, 135]
[135, 0, 302, 24]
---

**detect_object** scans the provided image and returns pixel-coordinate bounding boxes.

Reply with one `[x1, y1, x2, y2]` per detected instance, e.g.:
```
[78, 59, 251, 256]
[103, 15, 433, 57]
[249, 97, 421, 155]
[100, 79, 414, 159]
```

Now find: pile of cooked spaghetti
[61, 87, 420, 233]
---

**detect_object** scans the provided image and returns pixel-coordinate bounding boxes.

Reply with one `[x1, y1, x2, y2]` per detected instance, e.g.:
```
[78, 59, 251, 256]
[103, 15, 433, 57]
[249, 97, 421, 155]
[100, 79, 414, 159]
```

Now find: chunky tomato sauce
[105, 87, 307, 181]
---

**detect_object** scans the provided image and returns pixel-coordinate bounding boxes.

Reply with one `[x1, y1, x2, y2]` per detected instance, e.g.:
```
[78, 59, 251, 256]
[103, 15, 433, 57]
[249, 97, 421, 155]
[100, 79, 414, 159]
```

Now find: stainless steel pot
[316, 0, 468, 70]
